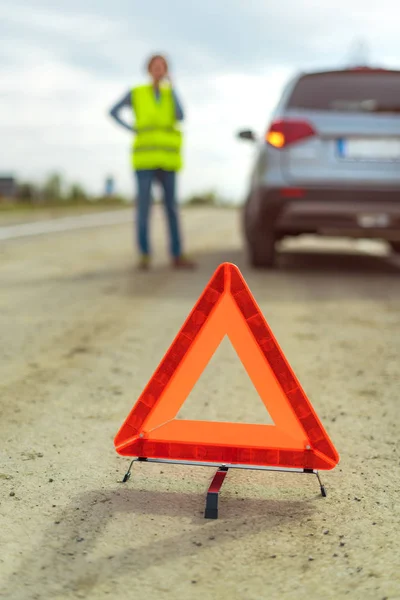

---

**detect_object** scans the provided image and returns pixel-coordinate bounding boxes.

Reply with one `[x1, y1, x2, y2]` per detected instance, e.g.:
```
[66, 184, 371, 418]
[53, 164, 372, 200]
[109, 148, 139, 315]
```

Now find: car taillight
[280, 188, 305, 198]
[266, 119, 316, 148]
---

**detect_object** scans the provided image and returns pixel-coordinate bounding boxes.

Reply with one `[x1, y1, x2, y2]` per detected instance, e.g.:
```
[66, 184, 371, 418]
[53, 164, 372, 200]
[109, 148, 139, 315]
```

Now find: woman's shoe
[137, 255, 150, 270]
[172, 255, 197, 269]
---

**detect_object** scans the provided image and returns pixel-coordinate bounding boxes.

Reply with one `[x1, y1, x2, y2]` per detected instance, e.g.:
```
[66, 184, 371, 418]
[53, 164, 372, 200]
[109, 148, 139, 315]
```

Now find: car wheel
[389, 241, 400, 254]
[242, 195, 253, 244]
[243, 195, 277, 268]
[248, 231, 276, 268]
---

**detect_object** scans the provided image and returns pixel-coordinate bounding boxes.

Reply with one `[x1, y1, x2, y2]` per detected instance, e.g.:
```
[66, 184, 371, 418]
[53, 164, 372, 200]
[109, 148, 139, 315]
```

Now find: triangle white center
[177, 335, 275, 425]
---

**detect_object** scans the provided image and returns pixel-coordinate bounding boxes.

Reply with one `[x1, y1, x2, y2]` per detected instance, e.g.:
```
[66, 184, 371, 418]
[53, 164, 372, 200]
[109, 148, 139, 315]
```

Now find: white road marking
[0, 209, 133, 241]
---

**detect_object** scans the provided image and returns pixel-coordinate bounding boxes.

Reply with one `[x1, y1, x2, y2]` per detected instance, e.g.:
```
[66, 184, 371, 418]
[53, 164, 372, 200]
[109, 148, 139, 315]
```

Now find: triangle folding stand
[115, 262, 339, 518]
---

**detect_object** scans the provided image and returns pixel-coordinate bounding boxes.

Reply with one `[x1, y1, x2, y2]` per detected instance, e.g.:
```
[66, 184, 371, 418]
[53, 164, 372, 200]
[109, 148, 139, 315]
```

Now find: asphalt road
[1, 206, 399, 600]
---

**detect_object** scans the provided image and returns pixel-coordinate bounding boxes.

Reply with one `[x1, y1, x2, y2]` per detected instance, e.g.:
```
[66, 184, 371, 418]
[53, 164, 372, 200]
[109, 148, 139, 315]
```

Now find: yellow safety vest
[132, 84, 183, 171]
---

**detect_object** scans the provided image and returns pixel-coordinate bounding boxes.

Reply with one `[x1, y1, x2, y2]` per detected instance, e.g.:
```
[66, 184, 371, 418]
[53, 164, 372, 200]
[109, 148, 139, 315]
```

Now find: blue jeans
[135, 169, 182, 258]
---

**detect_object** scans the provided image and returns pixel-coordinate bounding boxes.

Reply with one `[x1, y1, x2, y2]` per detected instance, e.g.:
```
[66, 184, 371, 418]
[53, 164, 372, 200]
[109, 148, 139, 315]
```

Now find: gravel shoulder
[1, 207, 399, 600]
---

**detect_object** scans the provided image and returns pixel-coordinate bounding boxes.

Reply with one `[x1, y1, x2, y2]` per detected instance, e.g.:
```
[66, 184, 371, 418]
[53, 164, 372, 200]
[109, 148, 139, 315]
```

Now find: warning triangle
[114, 263, 339, 471]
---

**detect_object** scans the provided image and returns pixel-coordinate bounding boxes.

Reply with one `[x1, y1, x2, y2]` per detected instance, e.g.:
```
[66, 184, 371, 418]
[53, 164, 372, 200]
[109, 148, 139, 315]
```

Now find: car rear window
[286, 72, 400, 113]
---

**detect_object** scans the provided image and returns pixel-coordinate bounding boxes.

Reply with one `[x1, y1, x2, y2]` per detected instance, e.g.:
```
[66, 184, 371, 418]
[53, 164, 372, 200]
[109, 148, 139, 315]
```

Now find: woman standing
[109, 54, 196, 269]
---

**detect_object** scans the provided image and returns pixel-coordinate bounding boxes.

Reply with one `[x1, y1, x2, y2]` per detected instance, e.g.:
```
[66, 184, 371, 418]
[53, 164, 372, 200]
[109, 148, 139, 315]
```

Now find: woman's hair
[146, 54, 169, 73]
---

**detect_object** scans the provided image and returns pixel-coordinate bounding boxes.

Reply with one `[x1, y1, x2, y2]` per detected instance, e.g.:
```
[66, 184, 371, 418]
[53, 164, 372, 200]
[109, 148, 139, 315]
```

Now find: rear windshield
[287, 72, 400, 113]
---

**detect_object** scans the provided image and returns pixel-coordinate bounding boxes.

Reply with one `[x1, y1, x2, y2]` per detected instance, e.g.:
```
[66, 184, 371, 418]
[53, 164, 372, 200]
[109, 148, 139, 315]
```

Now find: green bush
[185, 191, 217, 206]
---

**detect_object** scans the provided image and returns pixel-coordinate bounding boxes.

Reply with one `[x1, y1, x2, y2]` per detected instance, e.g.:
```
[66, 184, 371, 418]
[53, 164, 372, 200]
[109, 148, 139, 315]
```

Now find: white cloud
[0, 4, 117, 38]
[1, 1, 400, 201]
[181, 69, 292, 200]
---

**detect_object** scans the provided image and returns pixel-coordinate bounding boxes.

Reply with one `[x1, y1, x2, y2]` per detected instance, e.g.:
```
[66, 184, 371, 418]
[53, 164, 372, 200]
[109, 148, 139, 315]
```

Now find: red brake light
[280, 188, 305, 199]
[266, 119, 316, 148]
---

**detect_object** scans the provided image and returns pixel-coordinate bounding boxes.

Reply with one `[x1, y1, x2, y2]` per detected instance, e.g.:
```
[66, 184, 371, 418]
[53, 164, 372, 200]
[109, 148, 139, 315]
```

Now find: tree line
[13, 173, 126, 206]
[2, 172, 231, 208]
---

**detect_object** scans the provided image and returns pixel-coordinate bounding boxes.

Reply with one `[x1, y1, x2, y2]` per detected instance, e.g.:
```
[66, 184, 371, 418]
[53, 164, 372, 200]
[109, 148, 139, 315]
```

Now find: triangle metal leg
[121, 458, 138, 483]
[315, 470, 327, 497]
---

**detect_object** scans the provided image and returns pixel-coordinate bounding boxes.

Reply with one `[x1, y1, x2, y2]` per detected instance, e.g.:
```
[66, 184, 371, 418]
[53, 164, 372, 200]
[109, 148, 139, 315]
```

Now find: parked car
[238, 66, 400, 267]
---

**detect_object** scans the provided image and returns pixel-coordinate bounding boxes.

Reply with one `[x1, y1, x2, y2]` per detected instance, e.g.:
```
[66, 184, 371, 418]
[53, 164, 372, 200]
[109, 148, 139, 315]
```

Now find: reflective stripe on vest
[132, 85, 183, 171]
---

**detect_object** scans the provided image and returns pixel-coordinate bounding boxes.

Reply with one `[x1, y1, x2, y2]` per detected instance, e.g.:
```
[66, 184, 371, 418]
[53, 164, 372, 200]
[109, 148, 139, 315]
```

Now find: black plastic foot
[204, 467, 228, 519]
[204, 505, 218, 519]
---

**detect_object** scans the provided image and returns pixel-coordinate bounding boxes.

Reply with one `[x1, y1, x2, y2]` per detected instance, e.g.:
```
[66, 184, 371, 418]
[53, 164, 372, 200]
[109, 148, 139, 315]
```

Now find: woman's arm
[109, 90, 135, 132]
[172, 88, 184, 121]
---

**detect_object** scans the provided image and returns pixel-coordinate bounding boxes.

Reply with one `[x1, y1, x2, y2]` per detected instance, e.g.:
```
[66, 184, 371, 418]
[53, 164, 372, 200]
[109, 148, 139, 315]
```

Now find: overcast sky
[1, 1, 399, 201]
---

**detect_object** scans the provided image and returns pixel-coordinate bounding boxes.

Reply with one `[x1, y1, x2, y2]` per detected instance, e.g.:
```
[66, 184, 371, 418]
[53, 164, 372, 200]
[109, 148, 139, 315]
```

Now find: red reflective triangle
[114, 263, 339, 470]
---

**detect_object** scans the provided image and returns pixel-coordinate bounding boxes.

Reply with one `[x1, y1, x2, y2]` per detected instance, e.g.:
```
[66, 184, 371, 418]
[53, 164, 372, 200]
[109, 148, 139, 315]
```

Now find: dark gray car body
[240, 67, 400, 267]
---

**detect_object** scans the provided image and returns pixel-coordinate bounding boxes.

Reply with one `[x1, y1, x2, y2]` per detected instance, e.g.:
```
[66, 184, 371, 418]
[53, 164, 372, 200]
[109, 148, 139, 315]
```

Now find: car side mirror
[237, 129, 257, 142]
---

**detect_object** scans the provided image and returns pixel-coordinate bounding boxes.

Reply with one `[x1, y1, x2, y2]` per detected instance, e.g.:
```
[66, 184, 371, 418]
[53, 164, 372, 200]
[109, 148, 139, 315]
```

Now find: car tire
[389, 241, 400, 254]
[243, 194, 277, 268]
[248, 232, 276, 268]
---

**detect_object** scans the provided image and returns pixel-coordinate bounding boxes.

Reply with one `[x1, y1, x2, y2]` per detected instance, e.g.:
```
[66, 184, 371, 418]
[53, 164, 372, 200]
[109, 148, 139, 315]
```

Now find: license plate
[338, 138, 400, 160]
[357, 213, 391, 228]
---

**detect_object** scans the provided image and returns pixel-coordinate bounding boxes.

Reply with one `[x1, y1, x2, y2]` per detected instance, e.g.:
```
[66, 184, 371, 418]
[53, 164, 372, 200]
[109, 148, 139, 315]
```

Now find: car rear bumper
[262, 187, 400, 240]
